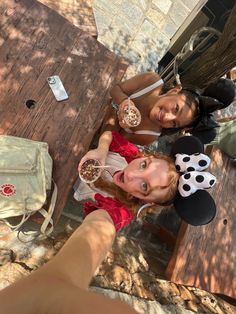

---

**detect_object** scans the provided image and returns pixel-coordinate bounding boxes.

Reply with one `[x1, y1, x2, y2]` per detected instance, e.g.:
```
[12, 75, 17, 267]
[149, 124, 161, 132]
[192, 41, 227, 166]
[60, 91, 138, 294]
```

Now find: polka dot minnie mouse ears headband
[171, 136, 217, 226]
[175, 152, 216, 197]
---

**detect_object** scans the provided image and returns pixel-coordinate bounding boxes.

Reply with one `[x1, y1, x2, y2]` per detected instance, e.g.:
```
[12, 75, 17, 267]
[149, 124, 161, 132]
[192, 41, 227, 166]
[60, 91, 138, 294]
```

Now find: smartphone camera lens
[48, 77, 56, 84]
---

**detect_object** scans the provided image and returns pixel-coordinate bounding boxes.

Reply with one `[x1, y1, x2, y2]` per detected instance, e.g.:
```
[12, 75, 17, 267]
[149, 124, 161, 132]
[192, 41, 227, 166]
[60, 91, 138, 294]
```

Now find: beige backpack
[0, 135, 57, 236]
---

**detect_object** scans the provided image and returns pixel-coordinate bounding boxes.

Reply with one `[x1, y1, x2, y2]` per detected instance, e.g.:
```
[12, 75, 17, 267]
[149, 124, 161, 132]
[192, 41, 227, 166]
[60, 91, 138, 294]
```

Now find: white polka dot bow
[175, 153, 216, 197]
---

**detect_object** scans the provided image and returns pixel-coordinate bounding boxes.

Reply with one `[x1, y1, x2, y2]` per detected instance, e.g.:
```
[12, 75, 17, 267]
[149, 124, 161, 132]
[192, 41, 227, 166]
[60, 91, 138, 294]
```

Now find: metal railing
[159, 27, 222, 85]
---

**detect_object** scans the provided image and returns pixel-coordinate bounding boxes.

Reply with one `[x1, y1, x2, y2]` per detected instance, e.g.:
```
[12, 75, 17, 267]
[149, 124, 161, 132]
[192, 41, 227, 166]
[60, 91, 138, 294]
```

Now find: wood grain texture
[0, 0, 128, 223]
[38, 0, 97, 37]
[166, 146, 236, 298]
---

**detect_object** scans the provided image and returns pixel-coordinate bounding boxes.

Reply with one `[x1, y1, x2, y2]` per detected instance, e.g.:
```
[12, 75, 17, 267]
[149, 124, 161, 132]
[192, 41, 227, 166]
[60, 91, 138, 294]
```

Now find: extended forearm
[110, 84, 129, 105]
[97, 131, 113, 154]
[43, 210, 115, 289]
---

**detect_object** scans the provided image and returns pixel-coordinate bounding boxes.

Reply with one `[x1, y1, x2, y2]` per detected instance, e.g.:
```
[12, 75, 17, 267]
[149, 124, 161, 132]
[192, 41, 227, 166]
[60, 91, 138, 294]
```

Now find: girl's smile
[150, 93, 195, 129]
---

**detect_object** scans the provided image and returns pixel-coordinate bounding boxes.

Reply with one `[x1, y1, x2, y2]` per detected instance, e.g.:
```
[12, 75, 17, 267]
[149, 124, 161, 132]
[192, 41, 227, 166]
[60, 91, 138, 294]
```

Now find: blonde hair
[94, 153, 179, 215]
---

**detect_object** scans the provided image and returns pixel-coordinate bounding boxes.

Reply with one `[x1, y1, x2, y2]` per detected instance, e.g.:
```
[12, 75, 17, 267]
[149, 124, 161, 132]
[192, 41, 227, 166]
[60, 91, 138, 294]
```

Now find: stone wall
[93, 0, 201, 77]
[92, 235, 235, 314]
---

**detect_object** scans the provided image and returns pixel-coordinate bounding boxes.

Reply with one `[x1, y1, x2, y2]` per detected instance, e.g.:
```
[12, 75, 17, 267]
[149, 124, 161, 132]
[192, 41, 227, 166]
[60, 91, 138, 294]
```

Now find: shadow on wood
[38, 0, 98, 37]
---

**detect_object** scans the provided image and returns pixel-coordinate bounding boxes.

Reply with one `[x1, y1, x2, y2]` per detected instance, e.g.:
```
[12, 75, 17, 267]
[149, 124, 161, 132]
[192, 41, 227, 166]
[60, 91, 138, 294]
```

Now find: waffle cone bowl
[79, 159, 102, 183]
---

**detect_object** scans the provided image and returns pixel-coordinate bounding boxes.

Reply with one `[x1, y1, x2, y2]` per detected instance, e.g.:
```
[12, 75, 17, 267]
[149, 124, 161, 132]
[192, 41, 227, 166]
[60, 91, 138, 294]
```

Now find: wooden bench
[166, 146, 236, 299]
[38, 0, 98, 37]
[0, 0, 128, 223]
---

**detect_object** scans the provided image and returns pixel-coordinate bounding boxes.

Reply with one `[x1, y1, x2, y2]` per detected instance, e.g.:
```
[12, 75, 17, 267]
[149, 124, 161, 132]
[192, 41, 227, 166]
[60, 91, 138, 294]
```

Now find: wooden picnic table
[0, 0, 128, 223]
[166, 146, 236, 299]
[38, 0, 98, 37]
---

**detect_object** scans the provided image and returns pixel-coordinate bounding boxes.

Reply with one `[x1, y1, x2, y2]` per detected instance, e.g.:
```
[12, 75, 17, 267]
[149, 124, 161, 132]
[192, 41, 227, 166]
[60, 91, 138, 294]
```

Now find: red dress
[84, 132, 139, 231]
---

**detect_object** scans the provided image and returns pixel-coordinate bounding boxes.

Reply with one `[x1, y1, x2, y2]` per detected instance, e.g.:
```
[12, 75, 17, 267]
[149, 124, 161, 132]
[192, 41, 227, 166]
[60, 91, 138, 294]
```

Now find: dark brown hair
[179, 89, 200, 127]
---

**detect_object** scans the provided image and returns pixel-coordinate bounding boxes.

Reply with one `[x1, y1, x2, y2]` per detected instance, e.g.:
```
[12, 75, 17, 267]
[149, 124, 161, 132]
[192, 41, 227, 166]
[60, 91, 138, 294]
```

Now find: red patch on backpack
[0, 184, 16, 197]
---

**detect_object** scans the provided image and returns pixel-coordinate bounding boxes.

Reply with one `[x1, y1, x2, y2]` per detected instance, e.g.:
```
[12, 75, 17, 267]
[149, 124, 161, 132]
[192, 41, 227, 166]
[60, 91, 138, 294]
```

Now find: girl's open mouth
[113, 170, 124, 184]
[154, 108, 162, 123]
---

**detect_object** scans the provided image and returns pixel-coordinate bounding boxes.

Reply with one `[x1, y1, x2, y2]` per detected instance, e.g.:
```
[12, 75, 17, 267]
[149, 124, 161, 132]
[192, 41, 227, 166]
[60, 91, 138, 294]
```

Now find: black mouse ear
[174, 190, 216, 226]
[198, 95, 225, 113]
[202, 78, 236, 108]
[170, 136, 204, 158]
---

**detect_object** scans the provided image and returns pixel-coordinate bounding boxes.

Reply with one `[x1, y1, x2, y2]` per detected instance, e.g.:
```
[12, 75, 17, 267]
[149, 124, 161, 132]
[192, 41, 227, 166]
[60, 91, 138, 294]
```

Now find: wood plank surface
[166, 147, 236, 298]
[38, 0, 97, 37]
[0, 0, 128, 223]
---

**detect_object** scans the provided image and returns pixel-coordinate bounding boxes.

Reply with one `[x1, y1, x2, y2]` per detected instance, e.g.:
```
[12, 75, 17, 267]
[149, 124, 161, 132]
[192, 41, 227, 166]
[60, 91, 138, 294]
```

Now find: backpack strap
[0, 213, 33, 235]
[40, 180, 57, 235]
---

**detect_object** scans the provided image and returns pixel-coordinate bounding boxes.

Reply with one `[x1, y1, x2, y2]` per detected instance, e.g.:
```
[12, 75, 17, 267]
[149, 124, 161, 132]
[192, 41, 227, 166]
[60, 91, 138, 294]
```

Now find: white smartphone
[47, 75, 69, 101]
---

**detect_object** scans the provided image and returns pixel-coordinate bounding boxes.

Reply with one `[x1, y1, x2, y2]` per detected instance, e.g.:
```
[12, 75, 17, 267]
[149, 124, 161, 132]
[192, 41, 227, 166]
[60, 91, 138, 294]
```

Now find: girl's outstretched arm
[0, 210, 138, 314]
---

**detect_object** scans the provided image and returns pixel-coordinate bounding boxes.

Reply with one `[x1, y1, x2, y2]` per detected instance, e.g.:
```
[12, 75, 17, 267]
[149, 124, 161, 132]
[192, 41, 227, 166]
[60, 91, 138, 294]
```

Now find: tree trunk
[181, 2, 236, 88]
